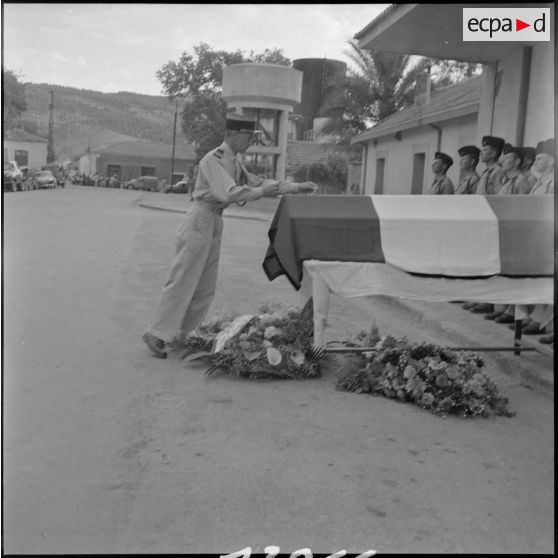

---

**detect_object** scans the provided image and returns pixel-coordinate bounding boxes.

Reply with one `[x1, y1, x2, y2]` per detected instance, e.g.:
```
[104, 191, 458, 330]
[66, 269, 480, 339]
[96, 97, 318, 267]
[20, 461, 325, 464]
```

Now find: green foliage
[174, 304, 324, 380]
[17, 83, 181, 159]
[335, 333, 514, 419]
[289, 153, 348, 189]
[156, 42, 291, 160]
[3, 69, 27, 128]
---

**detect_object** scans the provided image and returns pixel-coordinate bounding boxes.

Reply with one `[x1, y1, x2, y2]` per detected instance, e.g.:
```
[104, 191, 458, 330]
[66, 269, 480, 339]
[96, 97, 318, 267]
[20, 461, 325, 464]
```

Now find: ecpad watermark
[463, 8, 550, 41]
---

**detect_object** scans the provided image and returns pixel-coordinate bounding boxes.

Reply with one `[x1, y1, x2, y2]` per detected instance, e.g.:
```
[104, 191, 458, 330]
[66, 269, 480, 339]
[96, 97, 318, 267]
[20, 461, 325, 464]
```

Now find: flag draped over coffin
[263, 195, 554, 290]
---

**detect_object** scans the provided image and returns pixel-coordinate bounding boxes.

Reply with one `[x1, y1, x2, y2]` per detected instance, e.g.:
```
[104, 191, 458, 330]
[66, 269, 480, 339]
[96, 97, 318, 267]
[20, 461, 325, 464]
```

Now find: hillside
[19, 83, 191, 160]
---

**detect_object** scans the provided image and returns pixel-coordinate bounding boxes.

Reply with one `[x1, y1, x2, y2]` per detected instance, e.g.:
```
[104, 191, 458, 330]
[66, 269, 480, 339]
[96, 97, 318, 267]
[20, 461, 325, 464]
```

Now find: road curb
[138, 202, 271, 222]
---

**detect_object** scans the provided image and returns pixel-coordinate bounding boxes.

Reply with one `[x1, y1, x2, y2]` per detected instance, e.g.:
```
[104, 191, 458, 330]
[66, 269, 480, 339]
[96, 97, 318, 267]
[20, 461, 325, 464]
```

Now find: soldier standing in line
[142, 113, 316, 358]
[476, 135, 505, 195]
[454, 145, 481, 195]
[463, 135, 506, 314]
[427, 152, 454, 194]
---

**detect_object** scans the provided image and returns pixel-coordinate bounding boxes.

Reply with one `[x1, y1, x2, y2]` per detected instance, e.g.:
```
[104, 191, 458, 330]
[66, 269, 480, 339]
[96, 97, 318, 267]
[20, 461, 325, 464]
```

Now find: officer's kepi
[434, 151, 453, 168]
[458, 145, 480, 158]
[225, 113, 257, 132]
[482, 135, 505, 155]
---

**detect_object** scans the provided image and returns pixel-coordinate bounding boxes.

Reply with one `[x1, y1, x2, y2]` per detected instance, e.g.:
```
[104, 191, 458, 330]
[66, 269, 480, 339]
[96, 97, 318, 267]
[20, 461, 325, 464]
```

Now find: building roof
[99, 139, 196, 160]
[352, 76, 481, 144]
[354, 4, 553, 64]
[4, 128, 48, 143]
[353, 4, 397, 40]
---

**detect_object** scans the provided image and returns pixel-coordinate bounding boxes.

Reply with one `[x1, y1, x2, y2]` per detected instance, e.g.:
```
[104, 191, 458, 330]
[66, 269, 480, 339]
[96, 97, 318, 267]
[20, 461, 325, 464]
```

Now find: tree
[156, 43, 291, 160]
[3, 69, 27, 128]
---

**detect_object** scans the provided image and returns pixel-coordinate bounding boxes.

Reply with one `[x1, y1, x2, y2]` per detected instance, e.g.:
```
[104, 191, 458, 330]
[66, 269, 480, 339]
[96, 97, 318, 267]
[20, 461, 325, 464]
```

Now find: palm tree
[344, 40, 430, 125]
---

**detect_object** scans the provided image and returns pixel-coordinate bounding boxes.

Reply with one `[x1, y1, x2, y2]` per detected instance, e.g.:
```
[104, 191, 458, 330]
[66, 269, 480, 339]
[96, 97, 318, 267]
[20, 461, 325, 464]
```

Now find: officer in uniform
[454, 145, 481, 195]
[142, 113, 316, 357]
[427, 152, 454, 194]
[476, 135, 505, 195]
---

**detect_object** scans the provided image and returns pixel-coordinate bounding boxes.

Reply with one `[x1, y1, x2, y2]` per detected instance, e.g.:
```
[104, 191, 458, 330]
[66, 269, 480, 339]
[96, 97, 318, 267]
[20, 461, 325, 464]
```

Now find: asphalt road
[2, 186, 554, 554]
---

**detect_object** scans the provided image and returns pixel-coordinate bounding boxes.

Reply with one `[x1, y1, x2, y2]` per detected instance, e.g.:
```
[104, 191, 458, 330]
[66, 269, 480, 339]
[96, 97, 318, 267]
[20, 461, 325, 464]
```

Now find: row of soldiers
[427, 135, 555, 345]
[427, 135, 555, 196]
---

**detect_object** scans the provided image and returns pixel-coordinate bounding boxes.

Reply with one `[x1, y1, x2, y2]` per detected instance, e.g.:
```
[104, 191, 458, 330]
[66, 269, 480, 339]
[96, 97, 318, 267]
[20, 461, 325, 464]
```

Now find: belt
[194, 200, 224, 216]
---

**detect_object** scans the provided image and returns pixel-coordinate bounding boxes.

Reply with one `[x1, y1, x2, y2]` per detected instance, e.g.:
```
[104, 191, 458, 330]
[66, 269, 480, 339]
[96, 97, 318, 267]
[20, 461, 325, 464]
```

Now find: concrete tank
[292, 58, 347, 139]
[222, 63, 302, 106]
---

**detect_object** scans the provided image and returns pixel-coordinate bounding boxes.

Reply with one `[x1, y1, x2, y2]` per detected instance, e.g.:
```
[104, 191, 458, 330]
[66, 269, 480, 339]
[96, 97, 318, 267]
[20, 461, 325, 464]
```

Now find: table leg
[513, 319, 523, 356]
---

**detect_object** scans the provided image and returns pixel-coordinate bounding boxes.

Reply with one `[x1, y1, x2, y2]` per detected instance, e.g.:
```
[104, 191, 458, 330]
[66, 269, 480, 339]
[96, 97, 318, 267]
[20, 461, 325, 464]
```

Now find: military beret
[482, 135, 506, 153]
[503, 145, 524, 166]
[536, 138, 555, 157]
[520, 147, 536, 162]
[434, 151, 453, 168]
[225, 113, 257, 132]
[458, 145, 480, 158]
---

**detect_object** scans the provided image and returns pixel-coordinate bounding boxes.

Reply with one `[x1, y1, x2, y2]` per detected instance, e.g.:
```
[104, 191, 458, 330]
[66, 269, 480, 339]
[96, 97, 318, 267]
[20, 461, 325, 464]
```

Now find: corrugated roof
[352, 76, 481, 143]
[100, 139, 196, 160]
[4, 128, 48, 143]
[354, 4, 397, 40]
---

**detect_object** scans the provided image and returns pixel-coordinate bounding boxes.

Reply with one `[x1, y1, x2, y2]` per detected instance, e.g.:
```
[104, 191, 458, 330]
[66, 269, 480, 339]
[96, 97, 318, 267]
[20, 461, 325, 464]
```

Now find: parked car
[164, 179, 194, 197]
[33, 170, 57, 189]
[3, 160, 24, 191]
[123, 176, 160, 191]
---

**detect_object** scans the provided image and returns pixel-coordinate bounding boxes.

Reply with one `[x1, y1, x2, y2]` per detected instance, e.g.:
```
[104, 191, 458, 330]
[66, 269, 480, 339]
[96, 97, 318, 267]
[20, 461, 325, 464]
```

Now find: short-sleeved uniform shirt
[192, 142, 265, 208]
[476, 162, 503, 195]
[529, 174, 554, 195]
[454, 172, 480, 195]
[497, 173, 531, 195]
[427, 175, 454, 195]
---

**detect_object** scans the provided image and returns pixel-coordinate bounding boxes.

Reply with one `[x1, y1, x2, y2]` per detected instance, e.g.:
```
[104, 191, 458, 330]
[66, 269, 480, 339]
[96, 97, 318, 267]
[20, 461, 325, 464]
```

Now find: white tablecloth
[300, 260, 553, 346]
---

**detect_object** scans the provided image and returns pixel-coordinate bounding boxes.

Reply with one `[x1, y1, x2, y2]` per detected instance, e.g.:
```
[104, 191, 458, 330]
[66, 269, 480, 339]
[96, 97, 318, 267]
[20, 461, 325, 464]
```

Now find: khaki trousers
[146, 203, 224, 342]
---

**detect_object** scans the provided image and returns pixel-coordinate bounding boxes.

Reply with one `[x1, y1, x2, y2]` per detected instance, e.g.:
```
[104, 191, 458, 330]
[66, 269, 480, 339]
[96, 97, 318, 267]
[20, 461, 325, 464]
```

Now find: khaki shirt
[454, 172, 480, 195]
[193, 142, 267, 208]
[497, 173, 531, 195]
[529, 173, 554, 195]
[427, 175, 454, 195]
[476, 162, 503, 195]
[522, 170, 537, 193]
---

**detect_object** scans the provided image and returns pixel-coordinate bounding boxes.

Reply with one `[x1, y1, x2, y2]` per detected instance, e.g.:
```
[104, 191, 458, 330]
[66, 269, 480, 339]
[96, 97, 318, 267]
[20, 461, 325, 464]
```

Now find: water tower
[292, 58, 347, 140]
[222, 63, 302, 180]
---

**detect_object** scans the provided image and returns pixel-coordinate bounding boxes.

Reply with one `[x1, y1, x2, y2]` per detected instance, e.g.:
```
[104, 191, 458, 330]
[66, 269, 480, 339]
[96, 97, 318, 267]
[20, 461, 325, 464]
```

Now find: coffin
[263, 195, 554, 289]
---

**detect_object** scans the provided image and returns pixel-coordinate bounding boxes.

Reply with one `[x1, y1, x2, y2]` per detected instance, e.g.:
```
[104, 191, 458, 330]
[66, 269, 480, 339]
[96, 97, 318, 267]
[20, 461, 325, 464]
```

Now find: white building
[353, 77, 481, 194]
[352, 3, 554, 194]
[3, 128, 48, 169]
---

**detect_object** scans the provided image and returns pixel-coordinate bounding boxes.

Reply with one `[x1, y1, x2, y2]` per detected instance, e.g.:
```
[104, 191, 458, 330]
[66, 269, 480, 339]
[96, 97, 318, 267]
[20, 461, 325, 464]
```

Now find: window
[374, 158, 385, 194]
[411, 153, 426, 194]
[14, 150, 28, 167]
[141, 166, 156, 176]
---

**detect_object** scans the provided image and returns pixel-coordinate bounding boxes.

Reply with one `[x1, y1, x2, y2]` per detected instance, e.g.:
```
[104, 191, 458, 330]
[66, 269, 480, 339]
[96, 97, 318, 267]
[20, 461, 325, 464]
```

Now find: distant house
[352, 3, 554, 195]
[78, 139, 197, 183]
[3, 128, 48, 169]
[352, 77, 481, 194]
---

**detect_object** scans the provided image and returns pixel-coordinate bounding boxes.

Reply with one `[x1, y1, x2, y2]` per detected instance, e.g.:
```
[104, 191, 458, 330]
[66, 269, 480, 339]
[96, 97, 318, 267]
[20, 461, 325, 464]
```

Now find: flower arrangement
[172, 300, 329, 380]
[334, 327, 514, 418]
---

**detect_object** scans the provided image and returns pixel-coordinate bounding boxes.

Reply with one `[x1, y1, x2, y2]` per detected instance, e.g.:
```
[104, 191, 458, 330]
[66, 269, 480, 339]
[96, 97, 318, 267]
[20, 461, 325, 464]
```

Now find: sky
[3, 3, 390, 96]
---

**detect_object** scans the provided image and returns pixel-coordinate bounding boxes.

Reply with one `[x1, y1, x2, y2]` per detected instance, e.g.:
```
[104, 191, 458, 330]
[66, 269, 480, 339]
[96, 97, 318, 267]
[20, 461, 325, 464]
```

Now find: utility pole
[47, 90, 55, 163]
[170, 97, 178, 185]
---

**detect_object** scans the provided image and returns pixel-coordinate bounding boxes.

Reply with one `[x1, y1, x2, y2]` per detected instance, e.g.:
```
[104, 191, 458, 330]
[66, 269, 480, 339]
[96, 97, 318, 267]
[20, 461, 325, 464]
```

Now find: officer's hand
[262, 182, 280, 197]
[297, 181, 319, 193]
